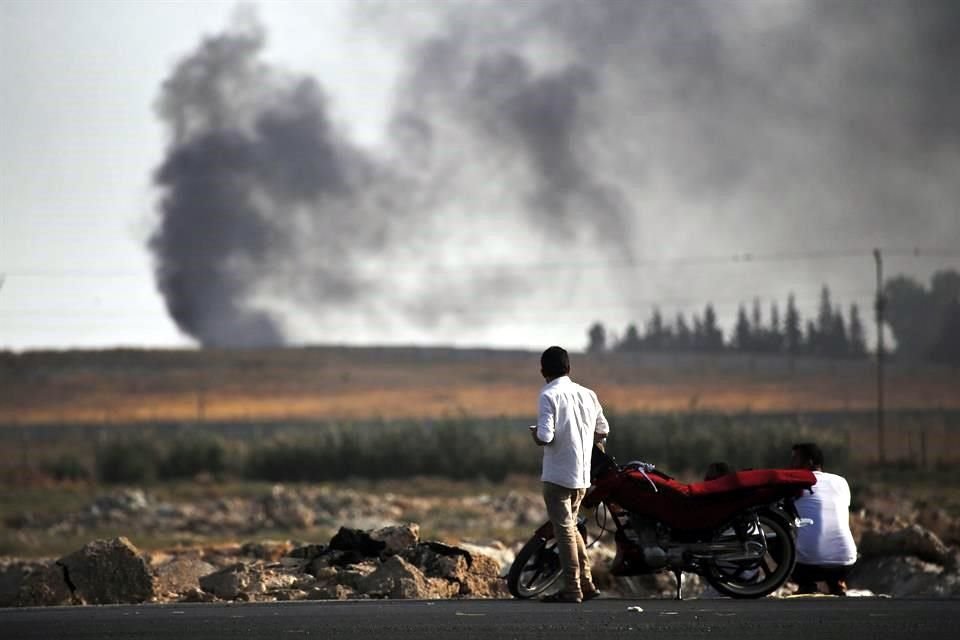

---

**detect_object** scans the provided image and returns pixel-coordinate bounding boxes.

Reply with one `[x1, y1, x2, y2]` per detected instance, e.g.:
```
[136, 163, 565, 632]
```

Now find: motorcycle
[507, 446, 816, 600]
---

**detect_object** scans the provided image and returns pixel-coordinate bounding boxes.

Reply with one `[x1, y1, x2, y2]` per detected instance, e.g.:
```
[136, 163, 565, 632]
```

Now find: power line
[0, 289, 878, 318]
[1, 246, 956, 278]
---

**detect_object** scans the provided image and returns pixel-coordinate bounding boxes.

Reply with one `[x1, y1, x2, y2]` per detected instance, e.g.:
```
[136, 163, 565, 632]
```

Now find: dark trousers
[791, 562, 854, 595]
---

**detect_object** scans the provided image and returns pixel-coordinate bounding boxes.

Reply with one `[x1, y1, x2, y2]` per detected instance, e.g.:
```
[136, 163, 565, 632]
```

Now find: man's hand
[594, 431, 607, 451]
[530, 426, 548, 446]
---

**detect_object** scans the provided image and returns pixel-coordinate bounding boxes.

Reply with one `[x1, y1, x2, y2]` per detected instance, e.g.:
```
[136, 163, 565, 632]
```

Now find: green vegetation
[605, 413, 850, 477]
[90, 436, 233, 484]
[6, 410, 955, 487]
[41, 454, 91, 482]
[95, 440, 160, 483]
[53, 414, 845, 484]
[158, 436, 228, 479]
[241, 420, 534, 482]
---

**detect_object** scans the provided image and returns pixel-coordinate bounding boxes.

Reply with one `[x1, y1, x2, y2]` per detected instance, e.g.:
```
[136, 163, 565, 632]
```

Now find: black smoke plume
[151, 2, 960, 347]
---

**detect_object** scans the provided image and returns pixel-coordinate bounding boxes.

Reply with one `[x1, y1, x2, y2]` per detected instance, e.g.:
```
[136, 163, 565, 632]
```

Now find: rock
[279, 557, 310, 571]
[329, 550, 370, 567]
[275, 589, 309, 601]
[934, 572, 960, 597]
[430, 577, 463, 598]
[199, 563, 255, 599]
[398, 541, 508, 598]
[334, 561, 379, 590]
[458, 573, 507, 598]
[329, 527, 386, 557]
[180, 586, 215, 603]
[466, 551, 501, 579]
[256, 569, 301, 595]
[199, 543, 244, 568]
[58, 537, 154, 604]
[198, 562, 298, 600]
[0, 560, 30, 607]
[16, 562, 73, 606]
[860, 524, 952, 564]
[457, 542, 514, 577]
[154, 557, 217, 596]
[307, 555, 334, 576]
[403, 541, 500, 581]
[235, 590, 276, 602]
[263, 486, 315, 529]
[241, 540, 294, 561]
[849, 556, 948, 597]
[307, 583, 357, 600]
[370, 524, 419, 555]
[91, 489, 150, 517]
[357, 555, 444, 599]
[288, 544, 327, 560]
[916, 506, 960, 546]
[403, 543, 471, 581]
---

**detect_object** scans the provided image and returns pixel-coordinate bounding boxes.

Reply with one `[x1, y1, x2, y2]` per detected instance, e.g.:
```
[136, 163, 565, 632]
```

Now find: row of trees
[883, 270, 960, 364]
[587, 286, 867, 358]
[587, 269, 960, 363]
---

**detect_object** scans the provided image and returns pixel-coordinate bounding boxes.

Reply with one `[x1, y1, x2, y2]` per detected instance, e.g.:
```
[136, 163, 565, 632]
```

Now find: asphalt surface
[2, 597, 957, 640]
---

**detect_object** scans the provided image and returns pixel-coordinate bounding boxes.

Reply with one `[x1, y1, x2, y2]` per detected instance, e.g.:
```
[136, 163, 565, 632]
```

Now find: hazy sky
[2, 0, 958, 351]
[2, 0, 396, 349]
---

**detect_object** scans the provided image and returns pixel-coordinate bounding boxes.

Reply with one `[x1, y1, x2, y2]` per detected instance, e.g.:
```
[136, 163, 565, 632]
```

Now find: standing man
[789, 442, 858, 595]
[531, 346, 610, 603]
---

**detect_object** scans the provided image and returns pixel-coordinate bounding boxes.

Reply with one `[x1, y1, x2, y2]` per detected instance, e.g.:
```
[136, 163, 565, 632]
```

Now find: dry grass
[2, 348, 957, 425]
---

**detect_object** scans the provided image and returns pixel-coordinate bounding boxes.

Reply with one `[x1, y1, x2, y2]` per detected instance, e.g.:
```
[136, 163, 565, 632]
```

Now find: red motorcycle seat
[686, 469, 817, 497]
[604, 468, 818, 531]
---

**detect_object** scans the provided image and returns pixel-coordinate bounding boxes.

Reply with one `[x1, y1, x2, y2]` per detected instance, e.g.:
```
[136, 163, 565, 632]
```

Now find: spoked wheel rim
[510, 537, 564, 598]
[704, 512, 796, 598]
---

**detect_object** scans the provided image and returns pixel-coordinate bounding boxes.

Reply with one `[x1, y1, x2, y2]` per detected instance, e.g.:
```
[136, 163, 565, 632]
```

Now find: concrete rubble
[58, 536, 156, 605]
[2, 484, 959, 605]
[0, 523, 509, 606]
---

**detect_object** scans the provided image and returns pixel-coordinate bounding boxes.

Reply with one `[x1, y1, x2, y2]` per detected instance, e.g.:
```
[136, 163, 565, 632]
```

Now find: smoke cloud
[150, 1, 960, 348]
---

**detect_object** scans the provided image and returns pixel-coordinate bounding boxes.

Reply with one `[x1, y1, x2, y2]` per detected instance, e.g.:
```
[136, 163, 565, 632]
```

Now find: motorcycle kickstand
[673, 569, 683, 601]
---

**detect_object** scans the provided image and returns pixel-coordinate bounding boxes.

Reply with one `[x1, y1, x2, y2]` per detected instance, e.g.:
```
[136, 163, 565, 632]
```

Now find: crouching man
[790, 442, 858, 595]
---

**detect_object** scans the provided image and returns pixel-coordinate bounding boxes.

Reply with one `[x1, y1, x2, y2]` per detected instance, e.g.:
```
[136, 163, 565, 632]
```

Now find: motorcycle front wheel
[507, 534, 563, 598]
[703, 511, 796, 599]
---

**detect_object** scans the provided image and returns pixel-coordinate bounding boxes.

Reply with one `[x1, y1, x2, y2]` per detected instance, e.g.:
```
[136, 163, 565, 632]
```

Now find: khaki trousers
[542, 482, 593, 598]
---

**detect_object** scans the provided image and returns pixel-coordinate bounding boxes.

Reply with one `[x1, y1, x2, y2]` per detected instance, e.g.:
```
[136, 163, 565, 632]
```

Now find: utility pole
[873, 249, 886, 465]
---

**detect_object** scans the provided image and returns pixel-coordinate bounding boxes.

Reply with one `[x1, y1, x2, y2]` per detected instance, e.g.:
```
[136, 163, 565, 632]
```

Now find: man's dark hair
[792, 442, 824, 469]
[540, 346, 571, 378]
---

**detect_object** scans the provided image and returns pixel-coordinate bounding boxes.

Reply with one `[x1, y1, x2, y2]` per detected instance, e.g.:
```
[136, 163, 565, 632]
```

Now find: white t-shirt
[536, 376, 610, 489]
[795, 470, 858, 566]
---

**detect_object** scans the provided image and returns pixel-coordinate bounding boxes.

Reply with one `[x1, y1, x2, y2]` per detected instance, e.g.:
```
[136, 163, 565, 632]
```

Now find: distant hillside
[1, 346, 958, 425]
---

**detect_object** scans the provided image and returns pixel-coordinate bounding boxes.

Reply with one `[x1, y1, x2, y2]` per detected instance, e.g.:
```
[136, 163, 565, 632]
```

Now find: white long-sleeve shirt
[536, 376, 610, 489]
[795, 470, 858, 566]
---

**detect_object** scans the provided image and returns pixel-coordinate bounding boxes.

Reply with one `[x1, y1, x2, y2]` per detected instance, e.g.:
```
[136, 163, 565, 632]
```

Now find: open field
[2, 347, 958, 478]
[2, 347, 958, 425]
[1, 346, 958, 560]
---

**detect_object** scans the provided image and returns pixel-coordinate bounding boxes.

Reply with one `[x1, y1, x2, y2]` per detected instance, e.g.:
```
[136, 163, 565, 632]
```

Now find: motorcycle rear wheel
[703, 512, 796, 599]
[507, 535, 563, 598]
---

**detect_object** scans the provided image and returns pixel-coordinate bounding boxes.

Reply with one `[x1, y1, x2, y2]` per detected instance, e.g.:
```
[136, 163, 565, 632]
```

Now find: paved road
[2, 598, 957, 640]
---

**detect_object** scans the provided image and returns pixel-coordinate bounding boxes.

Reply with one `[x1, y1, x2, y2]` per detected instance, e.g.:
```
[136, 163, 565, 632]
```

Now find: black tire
[703, 511, 797, 599]
[507, 534, 563, 599]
